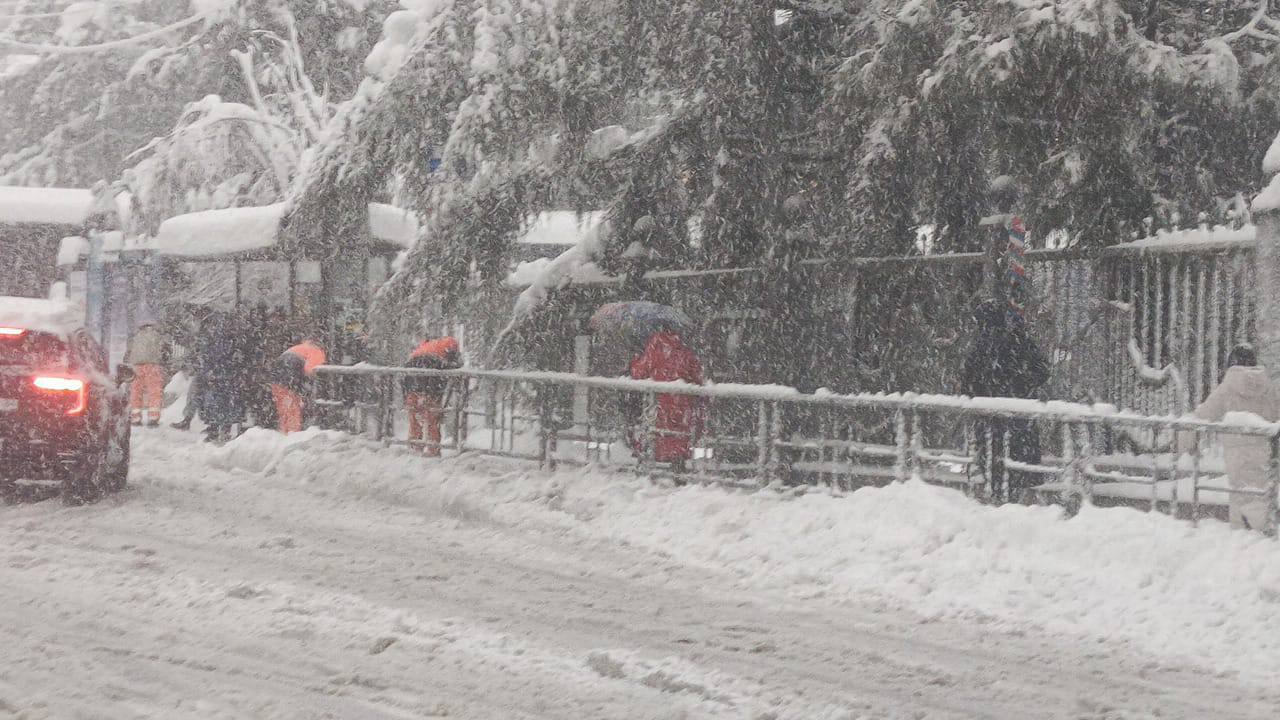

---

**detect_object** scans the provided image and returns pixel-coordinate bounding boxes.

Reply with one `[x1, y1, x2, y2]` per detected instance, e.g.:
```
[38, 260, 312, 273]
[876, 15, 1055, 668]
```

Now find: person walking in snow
[270, 335, 327, 435]
[124, 322, 170, 427]
[171, 304, 211, 431]
[199, 309, 251, 443]
[962, 299, 1050, 503]
[628, 330, 705, 474]
[1178, 345, 1280, 531]
[402, 336, 462, 456]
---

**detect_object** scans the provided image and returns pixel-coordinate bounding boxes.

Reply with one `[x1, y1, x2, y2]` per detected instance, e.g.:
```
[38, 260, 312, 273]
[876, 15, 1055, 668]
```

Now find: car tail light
[0, 327, 27, 339]
[32, 375, 87, 416]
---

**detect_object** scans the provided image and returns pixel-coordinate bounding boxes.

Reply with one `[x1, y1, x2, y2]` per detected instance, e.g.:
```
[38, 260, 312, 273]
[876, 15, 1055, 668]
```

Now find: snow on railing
[312, 365, 1280, 535]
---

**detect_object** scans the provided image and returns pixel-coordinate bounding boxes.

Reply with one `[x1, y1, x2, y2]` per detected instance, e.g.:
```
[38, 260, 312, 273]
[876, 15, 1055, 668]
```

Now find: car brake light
[0, 327, 26, 339]
[32, 375, 87, 416]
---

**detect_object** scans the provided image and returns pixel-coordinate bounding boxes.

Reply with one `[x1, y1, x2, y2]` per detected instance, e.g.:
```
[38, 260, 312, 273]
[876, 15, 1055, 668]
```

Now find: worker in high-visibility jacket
[403, 337, 461, 456]
[270, 338, 326, 435]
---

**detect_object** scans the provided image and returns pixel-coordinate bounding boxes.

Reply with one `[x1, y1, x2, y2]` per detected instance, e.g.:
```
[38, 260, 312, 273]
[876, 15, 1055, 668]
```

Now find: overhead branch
[0, 11, 213, 54]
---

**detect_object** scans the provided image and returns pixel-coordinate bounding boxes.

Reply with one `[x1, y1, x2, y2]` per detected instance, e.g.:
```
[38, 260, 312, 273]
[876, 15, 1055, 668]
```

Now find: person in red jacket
[629, 331, 704, 471]
[403, 336, 461, 456]
[270, 337, 326, 435]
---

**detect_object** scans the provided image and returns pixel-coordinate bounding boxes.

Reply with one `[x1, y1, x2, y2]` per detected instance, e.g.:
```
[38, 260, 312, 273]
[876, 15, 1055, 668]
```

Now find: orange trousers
[405, 392, 443, 456]
[271, 384, 304, 435]
[129, 363, 166, 424]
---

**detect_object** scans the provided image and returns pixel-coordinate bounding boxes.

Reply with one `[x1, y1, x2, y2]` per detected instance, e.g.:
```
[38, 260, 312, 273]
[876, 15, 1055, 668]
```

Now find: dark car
[0, 297, 131, 503]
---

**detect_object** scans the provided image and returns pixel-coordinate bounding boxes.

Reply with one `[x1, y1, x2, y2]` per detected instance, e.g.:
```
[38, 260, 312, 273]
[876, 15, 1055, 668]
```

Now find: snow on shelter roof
[155, 202, 420, 258]
[0, 296, 82, 337]
[154, 203, 287, 259]
[520, 211, 605, 246]
[0, 186, 96, 226]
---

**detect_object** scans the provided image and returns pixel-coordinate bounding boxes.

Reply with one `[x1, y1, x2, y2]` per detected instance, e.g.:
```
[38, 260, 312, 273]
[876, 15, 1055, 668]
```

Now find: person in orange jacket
[270, 336, 326, 435]
[402, 336, 461, 456]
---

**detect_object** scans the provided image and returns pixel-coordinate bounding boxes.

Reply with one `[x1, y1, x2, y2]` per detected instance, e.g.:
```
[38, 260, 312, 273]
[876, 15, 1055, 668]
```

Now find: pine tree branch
[0, 11, 212, 55]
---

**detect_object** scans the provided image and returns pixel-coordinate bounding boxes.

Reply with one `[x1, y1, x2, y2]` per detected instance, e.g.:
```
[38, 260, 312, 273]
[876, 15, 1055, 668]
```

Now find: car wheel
[61, 456, 103, 505]
[102, 413, 131, 493]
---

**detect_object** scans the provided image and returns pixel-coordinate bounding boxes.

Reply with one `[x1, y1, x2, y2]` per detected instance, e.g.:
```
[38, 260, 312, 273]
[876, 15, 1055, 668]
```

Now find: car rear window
[0, 331, 68, 368]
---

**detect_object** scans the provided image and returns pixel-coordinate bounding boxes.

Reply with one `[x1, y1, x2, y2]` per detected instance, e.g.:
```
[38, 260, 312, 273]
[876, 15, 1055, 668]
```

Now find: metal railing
[312, 365, 1280, 535]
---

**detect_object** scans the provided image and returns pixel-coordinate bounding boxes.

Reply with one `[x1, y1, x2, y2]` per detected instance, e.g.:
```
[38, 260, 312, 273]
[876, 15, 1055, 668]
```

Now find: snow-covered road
[1, 429, 1277, 719]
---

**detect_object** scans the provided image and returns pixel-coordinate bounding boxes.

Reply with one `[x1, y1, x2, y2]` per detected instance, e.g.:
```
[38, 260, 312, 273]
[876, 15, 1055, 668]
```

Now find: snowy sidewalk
[0, 428, 1275, 718]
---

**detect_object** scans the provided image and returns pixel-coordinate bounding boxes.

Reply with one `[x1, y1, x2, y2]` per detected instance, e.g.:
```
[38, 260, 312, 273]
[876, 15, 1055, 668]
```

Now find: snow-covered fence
[1101, 229, 1257, 412]
[311, 366, 1280, 534]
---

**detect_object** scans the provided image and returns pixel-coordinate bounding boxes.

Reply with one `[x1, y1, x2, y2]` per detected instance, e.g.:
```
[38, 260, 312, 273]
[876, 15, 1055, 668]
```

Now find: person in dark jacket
[962, 300, 1050, 503]
[199, 310, 250, 443]
[628, 331, 705, 473]
[171, 304, 210, 431]
[271, 337, 327, 435]
[402, 337, 461, 456]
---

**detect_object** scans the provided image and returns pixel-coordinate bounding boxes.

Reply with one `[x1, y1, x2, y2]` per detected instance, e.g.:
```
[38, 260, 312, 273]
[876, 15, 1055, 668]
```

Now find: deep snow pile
[210, 428, 1280, 684]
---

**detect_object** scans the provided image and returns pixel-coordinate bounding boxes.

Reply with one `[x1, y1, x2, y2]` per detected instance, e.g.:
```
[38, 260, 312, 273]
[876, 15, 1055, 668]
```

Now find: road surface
[0, 429, 1274, 719]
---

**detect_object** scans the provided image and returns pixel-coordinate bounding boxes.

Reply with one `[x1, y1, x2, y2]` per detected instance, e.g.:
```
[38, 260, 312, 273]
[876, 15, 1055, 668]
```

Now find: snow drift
[200, 427, 1280, 685]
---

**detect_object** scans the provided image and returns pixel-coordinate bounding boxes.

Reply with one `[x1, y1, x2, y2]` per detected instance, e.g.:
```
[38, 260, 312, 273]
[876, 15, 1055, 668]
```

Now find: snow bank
[0, 296, 82, 336]
[0, 186, 95, 226]
[206, 428, 1280, 685]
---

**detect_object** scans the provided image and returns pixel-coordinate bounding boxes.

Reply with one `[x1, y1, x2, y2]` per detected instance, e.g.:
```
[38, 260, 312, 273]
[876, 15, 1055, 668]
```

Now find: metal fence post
[909, 410, 924, 482]
[374, 373, 388, 442]
[768, 401, 783, 484]
[1190, 430, 1203, 526]
[755, 400, 770, 485]
[894, 408, 909, 484]
[1268, 434, 1280, 538]
[643, 391, 657, 471]
[1078, 421, 1094, 506]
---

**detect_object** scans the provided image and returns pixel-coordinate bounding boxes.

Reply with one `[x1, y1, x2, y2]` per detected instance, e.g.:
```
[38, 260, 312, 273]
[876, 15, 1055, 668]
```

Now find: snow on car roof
[0, 186, 96, 226]
[0, 296, 82, 336]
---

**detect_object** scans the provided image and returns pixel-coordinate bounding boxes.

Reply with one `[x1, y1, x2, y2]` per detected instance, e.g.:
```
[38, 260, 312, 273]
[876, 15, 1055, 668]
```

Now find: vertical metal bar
[755, 400, 769, 483]
[984, 423, 996, 501]
[1181, 257, 1192, 404]
[1224, 252, 1237, 347]
[1268, 434, 1280, 538]
[1153, 255, 1163, 368]
[1078, 421, 1094, 506]
[963, 419, 977, 497]
[910, 410, 924, 482]
[768, 401, 783, 485]
[455, 377, 469, 452]
[1150, 426, 1161, 513]
[1000, 425, 1012, 504]
[1208, 255, 1221, 391]
[1061, 421, 1076, 490]
[894, 408, 909, 483]
[1105, 259, 1116, 410]
[374, 374, 387, 442]
[1196, 261, 1208, 404]
[1246, 248, 1259, 345]
[644, 391, 657, 470]
[1138, 259, 1149, 370]
[1190, 429, 1203, 527]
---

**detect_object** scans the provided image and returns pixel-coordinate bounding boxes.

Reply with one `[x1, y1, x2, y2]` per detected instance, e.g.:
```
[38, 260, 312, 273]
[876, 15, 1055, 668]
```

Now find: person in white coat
[1180, 345, 1280, 531]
